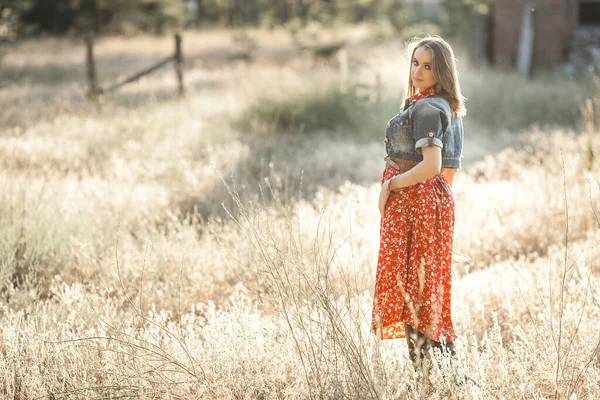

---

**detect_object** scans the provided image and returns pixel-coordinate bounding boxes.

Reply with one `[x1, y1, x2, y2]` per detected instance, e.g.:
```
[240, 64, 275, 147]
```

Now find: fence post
[174, 33, 184, 97]
[85, 33, 98, 99]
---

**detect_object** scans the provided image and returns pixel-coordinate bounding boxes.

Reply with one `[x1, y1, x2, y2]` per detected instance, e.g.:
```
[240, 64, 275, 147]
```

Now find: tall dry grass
[1, 26, 600, 399]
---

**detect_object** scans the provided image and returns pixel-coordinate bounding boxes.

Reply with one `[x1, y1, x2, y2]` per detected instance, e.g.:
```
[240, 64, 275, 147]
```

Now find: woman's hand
[379, 179, 392, 217]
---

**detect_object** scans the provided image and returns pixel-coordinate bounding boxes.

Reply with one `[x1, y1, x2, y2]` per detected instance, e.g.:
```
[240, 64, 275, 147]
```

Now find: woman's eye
[413, 60, 418, 66]
[425, 65, 431, 70]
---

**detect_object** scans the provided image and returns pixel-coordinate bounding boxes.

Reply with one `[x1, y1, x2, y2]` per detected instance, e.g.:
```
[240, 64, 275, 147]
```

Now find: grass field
[1, 26, 600, 399]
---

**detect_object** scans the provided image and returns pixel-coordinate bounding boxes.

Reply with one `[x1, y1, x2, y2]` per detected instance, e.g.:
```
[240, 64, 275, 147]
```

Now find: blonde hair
[403, 36, 466, 117]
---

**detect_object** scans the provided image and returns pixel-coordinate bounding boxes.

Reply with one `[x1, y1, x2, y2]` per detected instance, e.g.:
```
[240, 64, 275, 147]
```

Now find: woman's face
[411, 46, 437, 92]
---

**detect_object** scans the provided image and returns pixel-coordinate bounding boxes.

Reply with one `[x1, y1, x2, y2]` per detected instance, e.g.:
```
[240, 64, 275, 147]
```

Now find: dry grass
[1, 26, 600, 399]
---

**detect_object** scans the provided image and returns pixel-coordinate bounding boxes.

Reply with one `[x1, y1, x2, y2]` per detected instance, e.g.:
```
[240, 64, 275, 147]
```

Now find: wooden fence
[85, 33, 184, 99]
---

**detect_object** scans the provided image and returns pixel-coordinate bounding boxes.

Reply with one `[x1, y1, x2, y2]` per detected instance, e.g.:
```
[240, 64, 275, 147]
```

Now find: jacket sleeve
[412, 101, 449, 154]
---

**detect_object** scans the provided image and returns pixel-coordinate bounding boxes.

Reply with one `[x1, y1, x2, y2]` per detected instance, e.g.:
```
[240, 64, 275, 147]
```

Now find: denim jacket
[385, 95, 463, 169]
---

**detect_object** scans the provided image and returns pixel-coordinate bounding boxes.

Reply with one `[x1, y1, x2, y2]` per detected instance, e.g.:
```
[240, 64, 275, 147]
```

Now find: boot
[404, 323, 436, 395]
[404, 323, 429, 370]
[404, 324, 461, 383]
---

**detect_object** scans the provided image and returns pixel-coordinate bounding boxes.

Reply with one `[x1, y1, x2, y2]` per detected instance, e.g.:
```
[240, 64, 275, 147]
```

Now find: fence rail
[85, 33, 184, 99]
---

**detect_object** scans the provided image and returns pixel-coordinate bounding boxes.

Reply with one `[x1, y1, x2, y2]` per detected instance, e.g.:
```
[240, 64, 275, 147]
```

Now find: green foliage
[9, 0, 187, 37]
[0, 1, 33, 40]
[19, 0, 77, 35]
[236, 82, 397, 139]
[239, 66, 595, 140]
[229, 29, 259, 62]
[136, 0, 187, 34]
[82, 0, 188, 35]
[288, 21, 347, 60]
[10, 0, 414, 37]
[439, 0, 494, 43]
[463, 67, 595, 132]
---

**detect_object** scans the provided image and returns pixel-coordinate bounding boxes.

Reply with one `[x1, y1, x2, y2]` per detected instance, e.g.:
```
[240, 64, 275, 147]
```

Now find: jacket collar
[403, 85, 437, 109]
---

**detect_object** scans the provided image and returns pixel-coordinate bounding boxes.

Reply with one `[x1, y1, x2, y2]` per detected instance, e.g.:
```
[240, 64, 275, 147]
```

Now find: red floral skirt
[372, 166, 456, 343]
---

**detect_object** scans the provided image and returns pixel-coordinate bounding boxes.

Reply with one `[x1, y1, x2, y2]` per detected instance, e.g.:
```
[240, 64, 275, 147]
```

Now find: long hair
[403, 36, 466, 117]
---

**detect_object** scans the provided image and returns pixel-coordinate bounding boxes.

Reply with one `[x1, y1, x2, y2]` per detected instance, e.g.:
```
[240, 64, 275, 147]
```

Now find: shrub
[462, 67, 595, 132]
[235, 83, 396, 138]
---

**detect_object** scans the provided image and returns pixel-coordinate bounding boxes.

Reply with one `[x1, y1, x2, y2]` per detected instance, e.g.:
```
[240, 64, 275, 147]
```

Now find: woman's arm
[388, 146, 441, 190]
[443, 168, 457, 187]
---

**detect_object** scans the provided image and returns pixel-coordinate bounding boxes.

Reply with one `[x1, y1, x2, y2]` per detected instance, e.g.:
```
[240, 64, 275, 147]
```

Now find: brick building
[488, 0, 580, 69]
[423, 0, 600, 71]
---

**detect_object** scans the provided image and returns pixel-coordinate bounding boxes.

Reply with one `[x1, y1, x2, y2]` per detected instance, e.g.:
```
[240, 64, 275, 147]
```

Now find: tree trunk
[275, 0, 289, 23]
[298, 0, 309, 21]
[237, 0, 246, 25]
[85, 33, 98, 99]
[90, 0, 100, 34]
[228, 0, 235, 26]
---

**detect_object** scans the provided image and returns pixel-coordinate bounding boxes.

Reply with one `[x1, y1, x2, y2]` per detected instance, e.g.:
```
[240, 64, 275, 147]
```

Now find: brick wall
[492, 0, 578, 69]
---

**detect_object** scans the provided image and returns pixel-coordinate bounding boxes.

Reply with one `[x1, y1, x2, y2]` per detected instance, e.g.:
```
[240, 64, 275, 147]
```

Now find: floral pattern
[402, 85, 437, 111]
[372, 167, 456, 342]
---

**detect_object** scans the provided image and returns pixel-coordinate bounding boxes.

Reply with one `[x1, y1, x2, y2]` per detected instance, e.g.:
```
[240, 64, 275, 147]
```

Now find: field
[1, 26, 600, 399]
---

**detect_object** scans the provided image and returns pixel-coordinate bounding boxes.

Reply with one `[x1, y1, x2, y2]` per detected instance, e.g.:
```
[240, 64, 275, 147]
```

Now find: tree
[441, 0, 494, 43]
[2, 0, 416, 37]
[1, 1, 33, 41]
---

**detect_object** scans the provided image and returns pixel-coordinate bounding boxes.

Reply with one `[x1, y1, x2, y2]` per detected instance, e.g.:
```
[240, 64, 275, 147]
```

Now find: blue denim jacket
[385, 95, 463, 168]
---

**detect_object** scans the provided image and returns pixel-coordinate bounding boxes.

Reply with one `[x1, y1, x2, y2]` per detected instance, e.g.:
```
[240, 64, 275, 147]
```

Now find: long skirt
[372, 166, 456, 343]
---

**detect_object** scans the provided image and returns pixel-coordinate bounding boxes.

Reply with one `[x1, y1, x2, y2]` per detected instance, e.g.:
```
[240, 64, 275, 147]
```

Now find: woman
[371, 36, 466, 372]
